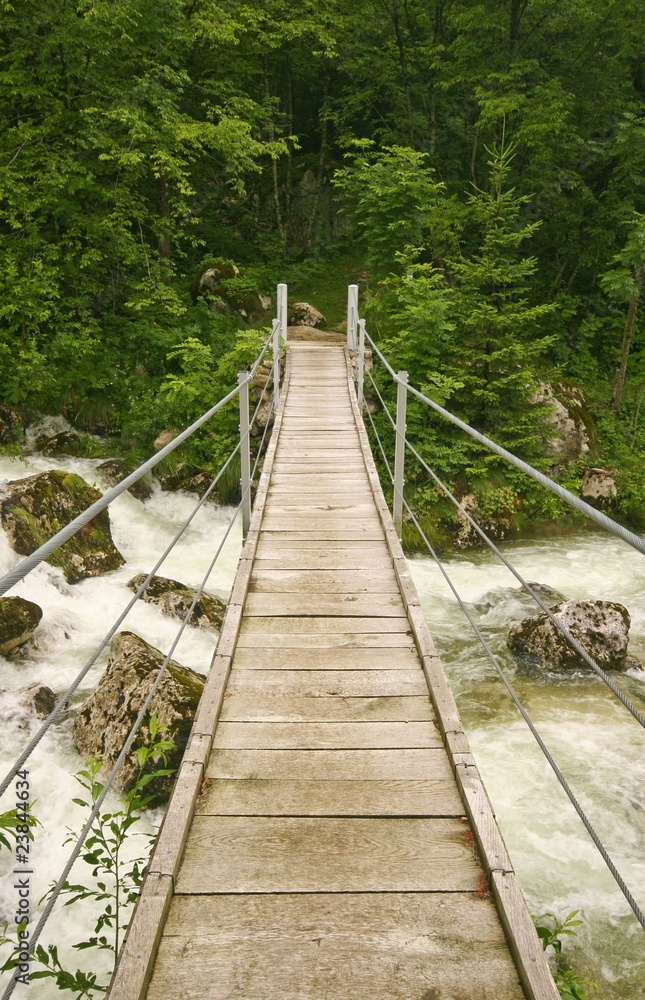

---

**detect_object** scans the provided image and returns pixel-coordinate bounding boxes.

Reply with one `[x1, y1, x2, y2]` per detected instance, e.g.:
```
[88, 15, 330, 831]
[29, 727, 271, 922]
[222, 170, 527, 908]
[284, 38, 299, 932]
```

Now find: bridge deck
[108, 344, 557, 1000]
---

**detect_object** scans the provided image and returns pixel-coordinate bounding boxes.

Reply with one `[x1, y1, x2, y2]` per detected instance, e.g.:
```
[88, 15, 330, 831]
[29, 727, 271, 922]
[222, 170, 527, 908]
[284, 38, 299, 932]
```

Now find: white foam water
[0, 451, 643, 996]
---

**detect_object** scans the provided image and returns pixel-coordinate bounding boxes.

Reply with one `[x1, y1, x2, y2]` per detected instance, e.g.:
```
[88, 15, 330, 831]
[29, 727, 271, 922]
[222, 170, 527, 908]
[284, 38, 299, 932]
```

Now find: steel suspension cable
[361, 399, 645, 932]
[362, 327, 645, 557]
[0, 328, 276, 597]
[363, 366, 645, 730]
[1, 348, 282, 997]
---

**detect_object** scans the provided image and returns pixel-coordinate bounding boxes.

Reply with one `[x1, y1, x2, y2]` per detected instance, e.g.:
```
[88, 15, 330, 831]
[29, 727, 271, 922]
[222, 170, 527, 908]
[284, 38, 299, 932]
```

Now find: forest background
[2, 0, 645, 543]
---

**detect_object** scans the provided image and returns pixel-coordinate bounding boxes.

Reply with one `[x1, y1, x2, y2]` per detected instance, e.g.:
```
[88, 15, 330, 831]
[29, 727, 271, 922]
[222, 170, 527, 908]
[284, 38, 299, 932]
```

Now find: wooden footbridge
[107, 342, 558, 1000]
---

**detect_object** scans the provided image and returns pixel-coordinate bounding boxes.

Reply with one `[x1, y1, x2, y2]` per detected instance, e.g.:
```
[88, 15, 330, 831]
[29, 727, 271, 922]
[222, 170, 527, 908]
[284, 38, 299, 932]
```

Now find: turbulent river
[0, 451, 644, 997]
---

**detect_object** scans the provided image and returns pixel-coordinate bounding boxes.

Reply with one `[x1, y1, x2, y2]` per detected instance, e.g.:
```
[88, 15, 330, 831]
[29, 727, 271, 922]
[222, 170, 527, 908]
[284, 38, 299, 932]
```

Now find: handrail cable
[362, 327, 645, 557]
[361, 398, 645, 932]
[364, 366, 645, 730]
[1, 350, 279, 999]
[0, 344, 278, 797]
[0, 326, 276, 597]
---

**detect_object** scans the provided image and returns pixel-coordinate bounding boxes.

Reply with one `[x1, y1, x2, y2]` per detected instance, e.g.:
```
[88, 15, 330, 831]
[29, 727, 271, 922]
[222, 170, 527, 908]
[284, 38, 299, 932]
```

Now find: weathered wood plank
[176, 816, 480, 893]
[225, 668, 429, 696]
[146, 893, 525, 1000]
[198, 777, 464, 817]
[220, 694, 433, 722]
[236, 633, 416, 649]
[212, 721, 442, 749]
[244, 593, 406, 617]
[253, 554, 393, 570]
[240, 614, 409, 633]
[259, 529, 386, 540]
[208, 747, 455, 780]
[256, 538, 389, 552]
[231, 646, 421, 669]
[249, 569, 399, 593]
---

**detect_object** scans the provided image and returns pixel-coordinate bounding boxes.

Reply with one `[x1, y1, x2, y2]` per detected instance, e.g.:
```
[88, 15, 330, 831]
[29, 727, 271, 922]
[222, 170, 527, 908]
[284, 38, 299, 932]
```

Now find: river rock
[0, 406, 23, 445]
[454, 493, 515, 549]
[0, 470, 125, 584]
[97, 459, 153, 501]
[16, 682, 56, 718]
[289, 302, 326, 329]
[25, 415, 73, 449]
[39, 431, 85, 456]
[72, 631, 204, 802]
[0, 597, 43, 657]
[581, 468, 617, 508]
[127, 574, 226, 630]
[533, 383, 590, 462]
[507, 599, 631, 672]
[191, 261, 269, 320]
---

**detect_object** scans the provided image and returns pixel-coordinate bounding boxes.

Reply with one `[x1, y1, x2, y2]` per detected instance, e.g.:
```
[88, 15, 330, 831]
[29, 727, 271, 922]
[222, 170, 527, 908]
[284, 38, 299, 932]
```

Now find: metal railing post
[273, 318, 281, 407]
[238, 372, 252, 538]
[347, 284, 358, 349]
[393, 371, 408, 538]
[278, 282, 288, 344]
[357, 318, 366, 408]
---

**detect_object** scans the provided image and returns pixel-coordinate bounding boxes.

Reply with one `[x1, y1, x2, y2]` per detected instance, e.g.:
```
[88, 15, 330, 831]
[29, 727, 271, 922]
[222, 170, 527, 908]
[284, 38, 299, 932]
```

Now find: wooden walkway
[108, 345, 558, 1000]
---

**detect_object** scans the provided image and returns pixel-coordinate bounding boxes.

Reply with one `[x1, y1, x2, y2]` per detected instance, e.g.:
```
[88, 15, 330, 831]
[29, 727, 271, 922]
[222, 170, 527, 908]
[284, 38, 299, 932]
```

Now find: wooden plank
[244, 593, 406, 617]
[492, 871, 561, 1000]
[256, 539, 389, 554]
[225, 669, 429, 697]
[249, 569, 399, 593]
[239, 615, 411, 633]
[259, 529, 386, 541]
[108, 873, 173, 1000]
[253, 554, 393, 570]
[264, 503, 377, 516]
[208, 747, 455, 780]
[147, 893, 525, 1000]
[176, 816, 480, 893]
[198, 777, 464, 817]
[231, 646, 421, 669]
[236, 633, 416, 649]
[212, 721, 442, 749]
[220, 694, 433, 722]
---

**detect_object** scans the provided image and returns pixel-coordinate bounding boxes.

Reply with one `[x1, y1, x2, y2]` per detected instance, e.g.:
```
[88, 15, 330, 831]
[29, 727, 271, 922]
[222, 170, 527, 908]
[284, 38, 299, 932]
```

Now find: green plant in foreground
[533, 910, 599, 1000]
[28, 716, 176, 997]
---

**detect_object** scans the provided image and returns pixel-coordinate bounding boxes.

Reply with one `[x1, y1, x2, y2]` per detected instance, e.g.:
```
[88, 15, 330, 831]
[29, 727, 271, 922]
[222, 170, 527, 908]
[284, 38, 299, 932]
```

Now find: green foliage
[533, 911, 599, 1000]
[8, 716, 177, 997]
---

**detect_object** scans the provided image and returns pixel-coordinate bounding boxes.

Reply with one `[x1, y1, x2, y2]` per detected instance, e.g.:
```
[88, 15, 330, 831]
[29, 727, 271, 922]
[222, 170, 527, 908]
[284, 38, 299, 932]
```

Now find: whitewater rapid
[0, 451, 643, 996]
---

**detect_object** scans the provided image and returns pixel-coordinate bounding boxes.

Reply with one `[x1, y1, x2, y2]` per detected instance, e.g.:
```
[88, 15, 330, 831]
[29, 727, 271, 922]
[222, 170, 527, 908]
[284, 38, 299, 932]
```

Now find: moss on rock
[0, 597, 43, 657]
[0, 470, 125, 584]
[72, 631, 205, 803]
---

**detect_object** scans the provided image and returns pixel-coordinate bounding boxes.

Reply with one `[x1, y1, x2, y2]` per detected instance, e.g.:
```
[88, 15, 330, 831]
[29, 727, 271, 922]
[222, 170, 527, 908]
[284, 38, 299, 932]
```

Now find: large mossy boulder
[507, 599, 631, 672]
[97, 459, 153, 502]
[72, 631, 204, 802]
[190, 260, 270, 320]
[0, 470, 125, 584]
[0, 597, 43, 657]
[127, 574, 226, 630]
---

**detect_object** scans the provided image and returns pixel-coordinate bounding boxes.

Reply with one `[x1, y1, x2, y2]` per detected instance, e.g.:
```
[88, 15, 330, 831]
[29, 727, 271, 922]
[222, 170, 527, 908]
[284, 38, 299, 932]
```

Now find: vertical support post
[272, 318, 280, 408]
[347, 284, 358, 350]
[238, 372, 251, 539]
[393, 371, 408, 539]
[357, 318, 365, 409]
[277, 283, 288, 344]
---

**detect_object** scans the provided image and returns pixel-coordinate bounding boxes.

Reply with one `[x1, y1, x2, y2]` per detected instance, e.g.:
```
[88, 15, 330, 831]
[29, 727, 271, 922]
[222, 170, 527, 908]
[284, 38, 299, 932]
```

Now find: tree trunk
[611, 265, 645, 415]
[157, 172, 171, 285]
